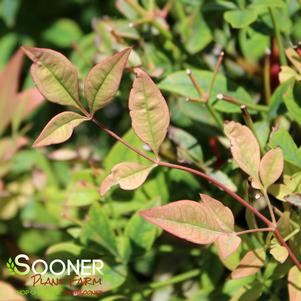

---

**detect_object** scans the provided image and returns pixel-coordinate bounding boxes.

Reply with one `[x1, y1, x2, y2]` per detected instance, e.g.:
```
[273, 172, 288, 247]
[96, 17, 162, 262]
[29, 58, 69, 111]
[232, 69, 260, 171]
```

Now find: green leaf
[0, 33, 18, 69]
[159, 70, 253, 113]
[80, 203, 118, 256]
[46, 241, 82, 257]
[288, 266, 301, 301]
[249, 0, 285, 11]
[270, 244, 288, 264]
[33, 111, 88, 147]
[268, 79, 293, 119]
[104, 129, 152, 169]
[284, 82, 301, 126]
[141, 194, 240, 257]
[22, 46, 81, 109]
[224, 121, 260, 180]
[231, 248, 266, 279]
[100, 263, 127, 292]
[207, 169, 237, 192]
[85, 48, 131, 115]
[224, 9, 258, 29]
[101, 162, 156, 195]
[254, 120, 270, 148]
[239, 27, 269, 63]
[229, 281, 264, 301]
[1, 0, 21, 27]
[42, 18, 83, 47]
[168, 126, 203, 164]
[179, 12, 212, 54]
[269, 129, 301, 168]
[125, 199, 160, 252]
[259, 148, 284, 188]
[116, 0, 139, 20]
[66, 182, 100, 207]
[129, 68, 170, 156]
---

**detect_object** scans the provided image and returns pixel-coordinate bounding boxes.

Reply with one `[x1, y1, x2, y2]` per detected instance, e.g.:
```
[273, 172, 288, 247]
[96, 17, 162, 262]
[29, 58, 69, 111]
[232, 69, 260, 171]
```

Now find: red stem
[274, 228, 301, 271]
[90, 118, 301, 271]
[160, 161, 273, 227]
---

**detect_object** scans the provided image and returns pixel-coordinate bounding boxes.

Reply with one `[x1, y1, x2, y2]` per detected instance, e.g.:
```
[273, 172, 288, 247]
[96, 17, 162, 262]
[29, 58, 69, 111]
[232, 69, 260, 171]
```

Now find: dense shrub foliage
[1, 1, 301, 300]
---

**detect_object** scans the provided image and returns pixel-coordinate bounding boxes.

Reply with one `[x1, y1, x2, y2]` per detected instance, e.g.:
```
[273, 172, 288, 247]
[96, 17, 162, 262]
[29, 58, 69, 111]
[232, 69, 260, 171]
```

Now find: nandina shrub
[18, 44, 301, 300]
[1, 1, 301, 301]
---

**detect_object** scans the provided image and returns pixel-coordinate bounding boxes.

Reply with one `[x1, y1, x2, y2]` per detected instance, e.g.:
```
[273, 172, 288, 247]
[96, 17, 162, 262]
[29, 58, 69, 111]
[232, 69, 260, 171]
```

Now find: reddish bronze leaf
[0, 49, 24, 134]
[85, 48, 131, 115]
[224, 121, 260, 181]
[231, 248, 266, 279]
[140, 194, 240, 253]
[101, 162, 156, 195]
[33, 112, 89, 147]
[288, 266, 301, 301]
[22, 46, 81, 109]
[259, 148, 284, 188]
[129, 68, 170, 156]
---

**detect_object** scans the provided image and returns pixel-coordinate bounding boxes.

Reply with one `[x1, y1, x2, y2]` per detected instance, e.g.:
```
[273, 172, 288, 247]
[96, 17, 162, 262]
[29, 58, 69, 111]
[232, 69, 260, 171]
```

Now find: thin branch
[90, 117, 272, 227]
[186, 69, 207, 101]
[186, 69, 223, 129]
[274, 228, 301, 271]
[217, 94, 268, 112]
[91, 117, 157, 164]
[207, 51, 224, 102]
[236, 228, 274, 236]
[159, 161, 273, 227]
[88, 116, 301, 272]
[262, 189, 277, 226]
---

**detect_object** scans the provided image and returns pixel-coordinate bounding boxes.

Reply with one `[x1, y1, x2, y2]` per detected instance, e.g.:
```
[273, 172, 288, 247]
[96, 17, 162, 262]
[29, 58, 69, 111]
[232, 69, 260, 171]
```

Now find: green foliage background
[1, 0, 301, 300]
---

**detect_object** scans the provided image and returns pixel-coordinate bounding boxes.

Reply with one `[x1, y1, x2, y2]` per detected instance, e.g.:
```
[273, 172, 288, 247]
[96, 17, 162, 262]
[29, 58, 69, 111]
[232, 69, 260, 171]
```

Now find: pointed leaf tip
[129, 68, 170, 156]
[224, 121, 260, 181]
[22, 46, 81, 109]
[141, 196, 239, 252]
[85, 48, 131, 115]
[259, 147, 283, 188]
